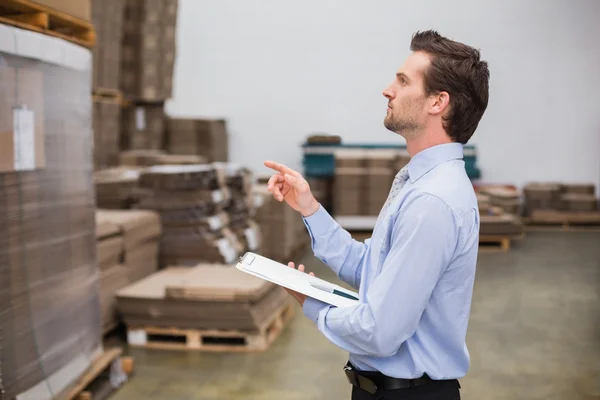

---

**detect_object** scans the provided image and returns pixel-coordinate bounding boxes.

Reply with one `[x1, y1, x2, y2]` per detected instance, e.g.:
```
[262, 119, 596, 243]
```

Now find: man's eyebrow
[396, 72, 410, 81]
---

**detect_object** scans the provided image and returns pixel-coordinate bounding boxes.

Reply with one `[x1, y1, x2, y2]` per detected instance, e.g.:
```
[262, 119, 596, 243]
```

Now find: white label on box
[207, 215, 223, 230]
[212, 190, 224, 203]
[254, 194, 264, 208]
[135, 107, 146, 131]
[245, 227, 259, 251]
[127, 329, 148, 346]
[216, 238, 237, 264]
[13, 106, 35, 171]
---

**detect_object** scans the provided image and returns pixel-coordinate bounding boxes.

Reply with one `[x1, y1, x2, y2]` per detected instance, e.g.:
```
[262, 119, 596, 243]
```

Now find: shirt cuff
[303, 297, 329, 324]
[302, 204, 336, 239]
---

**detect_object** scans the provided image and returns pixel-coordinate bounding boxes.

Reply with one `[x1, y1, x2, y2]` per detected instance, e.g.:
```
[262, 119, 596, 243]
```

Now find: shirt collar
[407, 143, 464, 183]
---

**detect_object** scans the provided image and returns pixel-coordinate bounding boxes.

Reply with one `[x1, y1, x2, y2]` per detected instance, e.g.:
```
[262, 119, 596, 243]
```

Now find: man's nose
[382, 85, 394, 99]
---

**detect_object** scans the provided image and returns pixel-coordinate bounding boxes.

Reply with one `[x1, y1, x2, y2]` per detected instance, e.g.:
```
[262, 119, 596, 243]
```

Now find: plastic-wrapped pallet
[0, 24, 102, 399]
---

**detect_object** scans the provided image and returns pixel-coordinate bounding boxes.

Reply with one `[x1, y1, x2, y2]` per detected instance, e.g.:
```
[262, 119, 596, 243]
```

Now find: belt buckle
[343, 364, 359, 387]
[343, 364, 378, 395]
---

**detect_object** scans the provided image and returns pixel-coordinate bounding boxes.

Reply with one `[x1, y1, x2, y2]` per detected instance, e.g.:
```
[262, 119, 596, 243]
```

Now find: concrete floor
[109, 231, 600, 400]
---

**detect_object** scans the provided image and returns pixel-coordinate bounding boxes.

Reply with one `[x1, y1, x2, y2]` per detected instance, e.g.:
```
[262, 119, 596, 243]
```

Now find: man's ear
[429, 91, 450, 115]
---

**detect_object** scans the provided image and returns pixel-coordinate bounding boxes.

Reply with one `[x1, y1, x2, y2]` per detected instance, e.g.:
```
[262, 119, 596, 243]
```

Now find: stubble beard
[384, 97, 426, 139]
[384, 111, 422, 139]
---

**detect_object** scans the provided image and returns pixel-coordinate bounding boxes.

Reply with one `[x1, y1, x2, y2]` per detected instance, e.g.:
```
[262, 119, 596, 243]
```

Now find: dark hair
[410, 30, 489, 144]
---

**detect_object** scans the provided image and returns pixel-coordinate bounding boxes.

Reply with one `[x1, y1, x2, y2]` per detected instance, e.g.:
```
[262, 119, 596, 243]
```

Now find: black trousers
[351, 377, 460, 400]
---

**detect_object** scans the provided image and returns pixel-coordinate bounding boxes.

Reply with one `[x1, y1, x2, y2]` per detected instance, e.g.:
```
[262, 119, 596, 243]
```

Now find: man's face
[382, 51, 432, 138]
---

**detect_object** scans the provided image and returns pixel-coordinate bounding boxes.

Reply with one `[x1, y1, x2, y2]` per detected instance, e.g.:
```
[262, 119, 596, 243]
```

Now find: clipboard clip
[238, 252, 255, 265]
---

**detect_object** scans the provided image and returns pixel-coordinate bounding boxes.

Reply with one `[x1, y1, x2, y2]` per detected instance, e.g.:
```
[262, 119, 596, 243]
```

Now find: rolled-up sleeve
[305, 193, 460, 357]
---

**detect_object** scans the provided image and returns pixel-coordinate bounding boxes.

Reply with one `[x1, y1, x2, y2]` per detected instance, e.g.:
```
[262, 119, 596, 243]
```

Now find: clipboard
[236, 252, 360, 308]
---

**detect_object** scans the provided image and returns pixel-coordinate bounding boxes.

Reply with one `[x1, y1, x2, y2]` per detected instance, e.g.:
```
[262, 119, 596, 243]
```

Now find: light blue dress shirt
[302, 142, 480, 380]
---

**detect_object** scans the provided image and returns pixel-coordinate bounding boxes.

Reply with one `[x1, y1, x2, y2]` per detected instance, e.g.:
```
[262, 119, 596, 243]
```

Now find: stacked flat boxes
[120, 0, 177, 101]
[92, 0, 125, 91]
[333, 150, 408, 217]
[167, 118, 229, 162]
[95, 210, 162, 332]
[333, 150, 367, 216]
[120, 0, 178, 151]
[93, 98, 122, 169]
[121, 104, 166, 150]
[91, 0, 126, 169]
[524, 182, 600, 224]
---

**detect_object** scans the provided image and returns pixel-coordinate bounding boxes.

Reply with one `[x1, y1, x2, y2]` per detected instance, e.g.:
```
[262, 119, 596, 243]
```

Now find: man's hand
[264, 160, 320, 217]
[284, 262, 314, 306]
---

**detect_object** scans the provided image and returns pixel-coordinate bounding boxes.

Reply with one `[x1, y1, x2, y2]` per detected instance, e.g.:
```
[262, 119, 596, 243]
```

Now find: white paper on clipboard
[235, 252, 360, 308]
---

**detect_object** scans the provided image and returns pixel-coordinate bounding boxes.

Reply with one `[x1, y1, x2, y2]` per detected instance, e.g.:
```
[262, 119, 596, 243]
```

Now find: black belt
[343, 362, 433, 394]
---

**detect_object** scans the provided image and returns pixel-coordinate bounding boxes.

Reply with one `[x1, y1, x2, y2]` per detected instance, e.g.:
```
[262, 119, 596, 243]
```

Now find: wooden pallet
[57, 347, 134, 400]
[0, 0, 95, 47]
[92, 88, 123, 103]
[479, 234, 523, 252]
[127, 303, 295, 352]
[522, 218, 600, 232]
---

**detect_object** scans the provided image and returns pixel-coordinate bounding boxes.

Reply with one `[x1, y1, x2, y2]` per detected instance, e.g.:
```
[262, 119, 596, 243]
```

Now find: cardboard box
[116, 266, 291, 331]
[92, 0, 125, 90]
[121, 103, 165, 150]
[166, 118, 229, 162]
[333, 168, 367, 216]
[93, 97, 121, 169]
[560, 194, 598, 212]
[366, 168, 393, 216]
[32, 0, 91, 22]
[120, 0, 178, 101]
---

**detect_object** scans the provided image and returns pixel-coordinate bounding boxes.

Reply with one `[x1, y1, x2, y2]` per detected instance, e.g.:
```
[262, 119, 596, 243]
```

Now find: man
[265, 30, 489, 400]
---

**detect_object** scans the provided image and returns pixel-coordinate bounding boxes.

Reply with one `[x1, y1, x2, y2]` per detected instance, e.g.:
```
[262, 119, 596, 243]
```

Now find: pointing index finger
[264, 160, 301, 178]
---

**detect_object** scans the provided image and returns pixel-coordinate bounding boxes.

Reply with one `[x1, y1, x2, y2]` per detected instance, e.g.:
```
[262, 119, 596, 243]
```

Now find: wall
[166, 0, 600, 192]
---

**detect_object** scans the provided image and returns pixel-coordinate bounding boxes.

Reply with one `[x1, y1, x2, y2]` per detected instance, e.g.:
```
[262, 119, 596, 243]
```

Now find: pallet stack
[134, 163, 260, 266]
[120, 0, 178, 151]
[96, 210, 162, 333]
[116, 265, 294, 352]
[332, 150, 408, 217]
[166, 118, 230, 162]
[92, 0, 126, 169]
[523, 182, 600, 226]
[0, 15, 103, 399]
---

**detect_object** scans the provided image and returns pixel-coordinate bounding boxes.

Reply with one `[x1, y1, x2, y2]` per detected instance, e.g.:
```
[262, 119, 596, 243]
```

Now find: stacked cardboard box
[560, 184, 597, 211]
[166, 118, 229, 162]
[120, 0, 178, 101]
[95, 167, 142, 209]
[479, 206, 524, 236]
[134, 164, 243, 265]
[332, 150, 405, 217]
[1, 25, 102, 399]
[333, 150, 367, 216]
[524, 182, 600, 224]
[96, 210, 162, 332]
[119, 149, 206, 166]
[91, 0, 125, 91]
[93, 97, 122, 169]
[253, 184, 309, 263]
[116, 265, 292, 332]
[523, 183, 562, 216]
[479, 186, 521, 215]
[365, 150, 396, 216]
[307, 177, 333, 212]
[121, 103, 166, 150]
